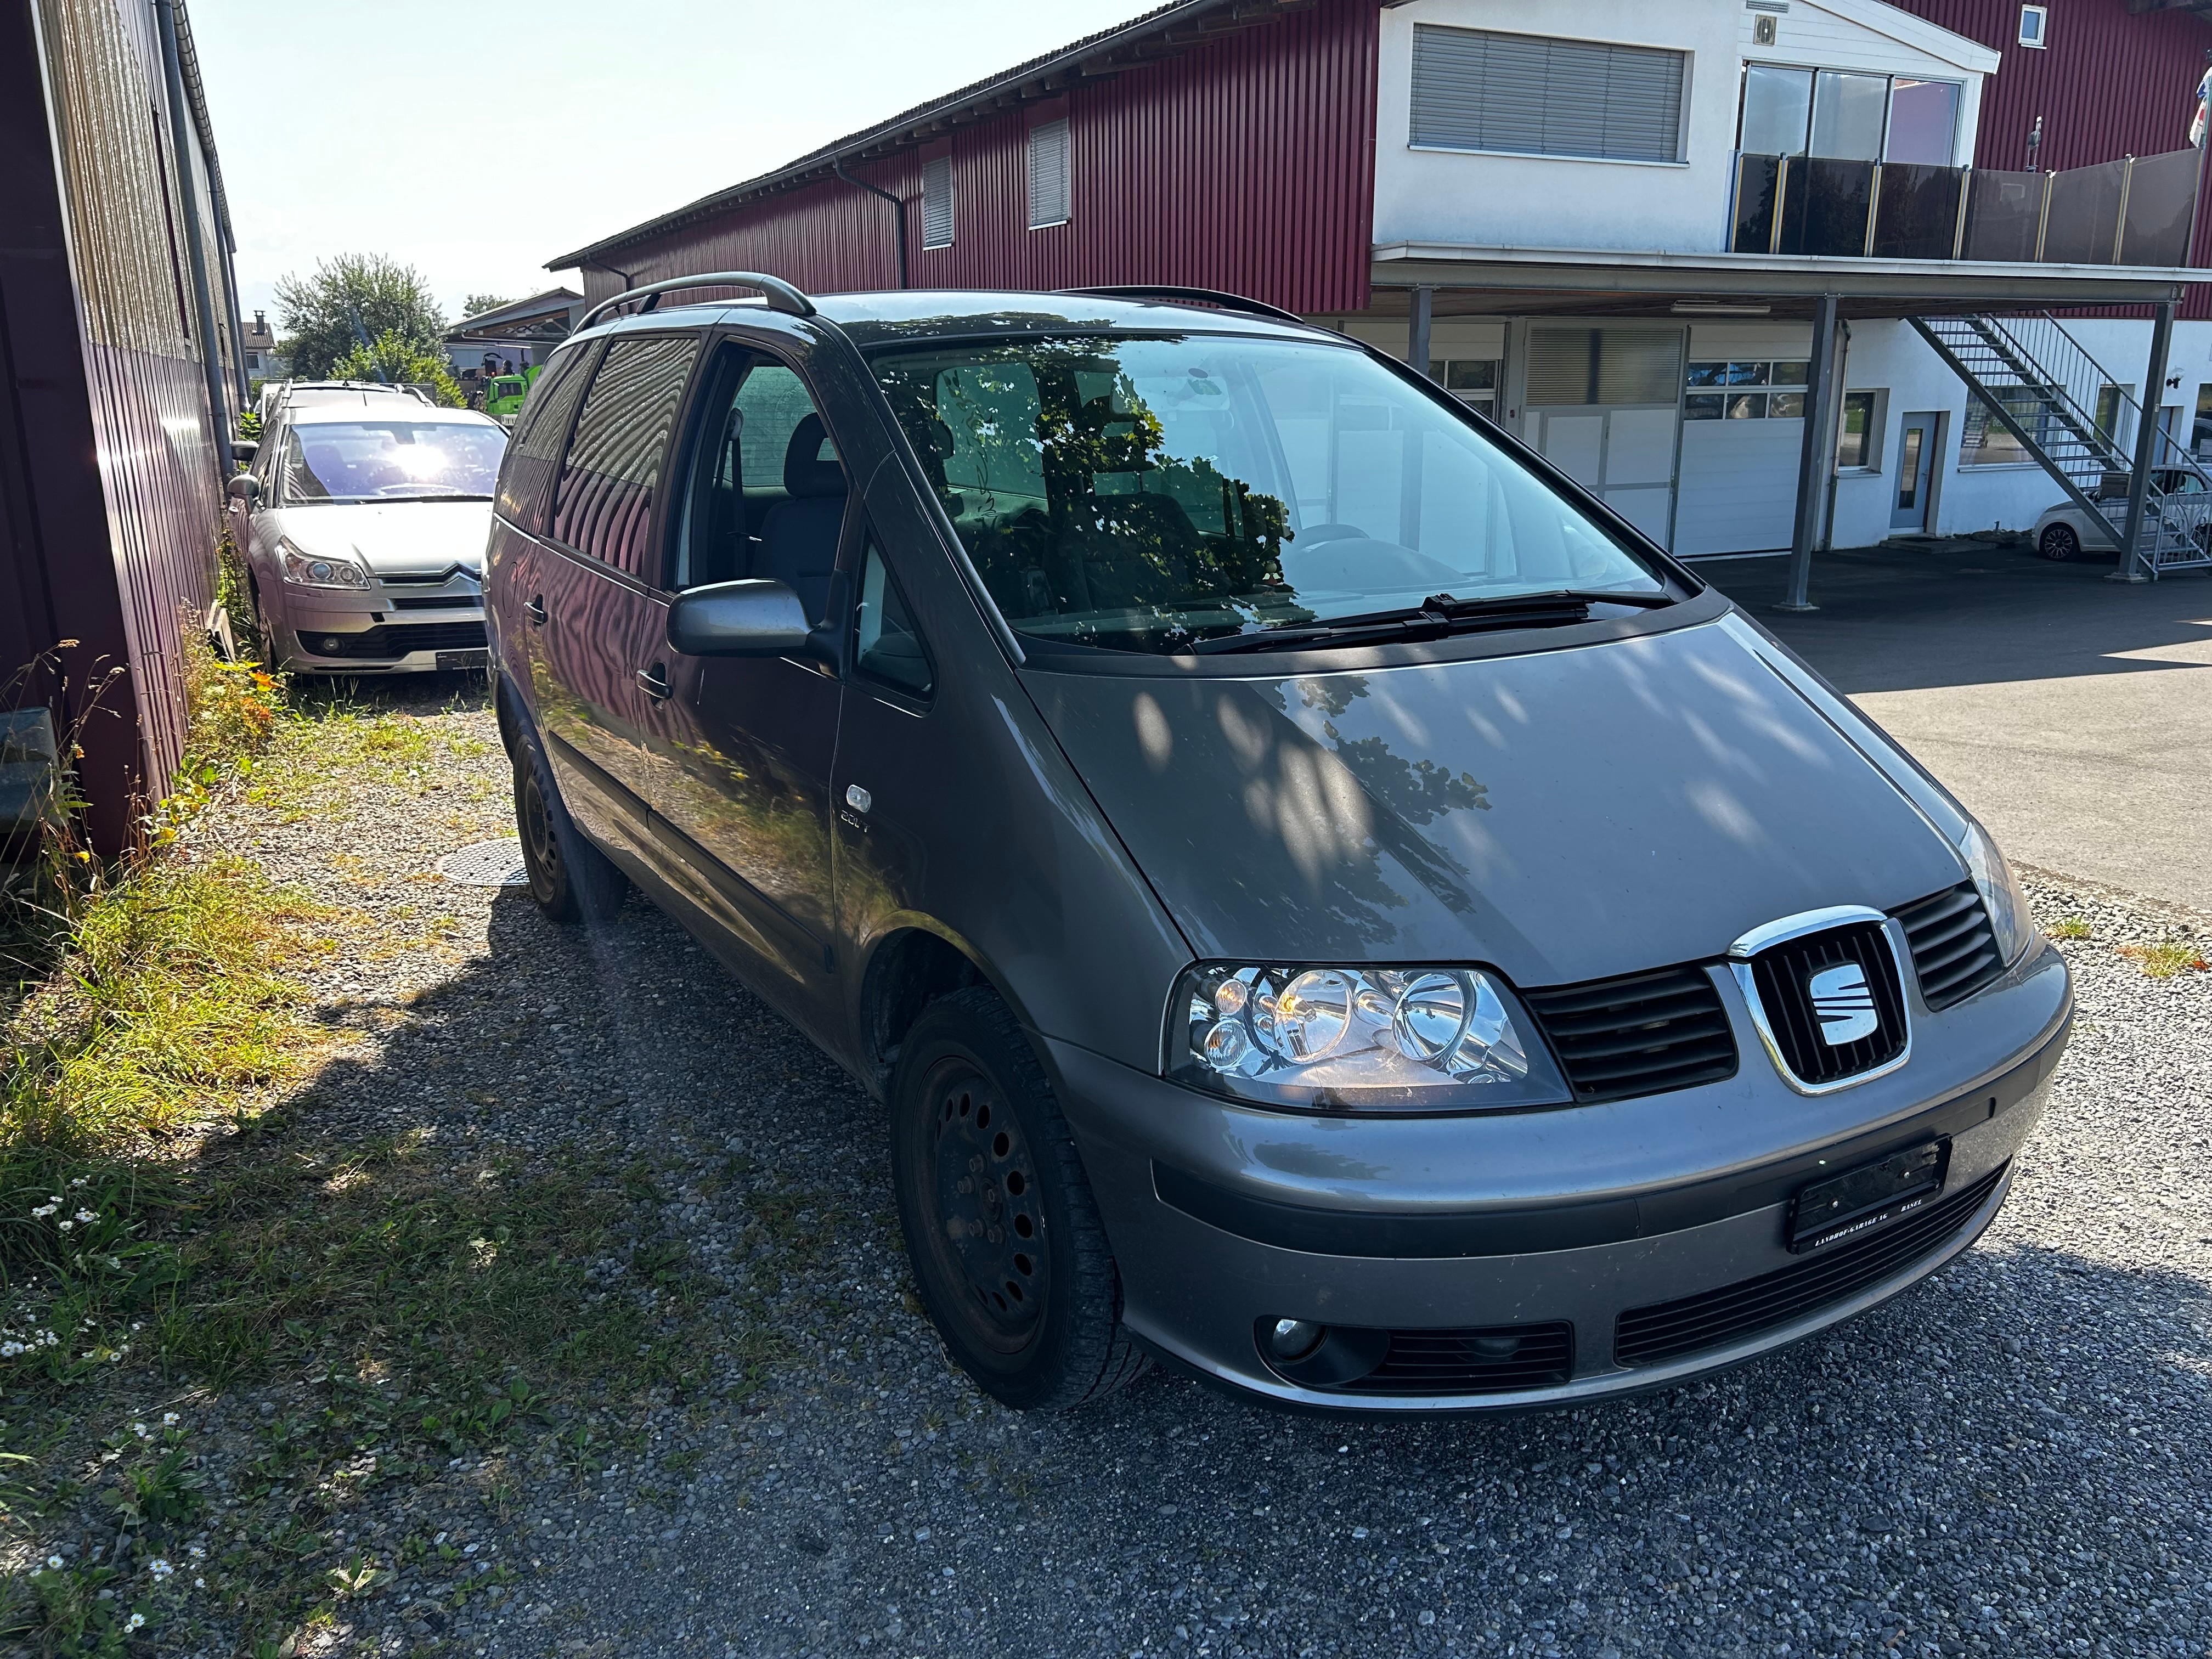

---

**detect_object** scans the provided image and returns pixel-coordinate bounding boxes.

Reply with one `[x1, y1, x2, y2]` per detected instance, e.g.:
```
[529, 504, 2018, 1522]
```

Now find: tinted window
[554, 334, 701, 577]
[854, 540, 932, 697]
[499, 343, 595, 533]
[872, 334, 1662, 655]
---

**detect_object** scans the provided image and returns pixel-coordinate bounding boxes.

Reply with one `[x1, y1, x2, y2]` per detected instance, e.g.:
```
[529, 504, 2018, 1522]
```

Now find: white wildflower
[124, 1611, 144, 1630]
[162, 1412, 180, 1426]
[71, 1176, 88, 1187]
[30, 1203, 57, 1218]
[131, 1421, 149, 1438]
[187, 1544, 204, 1559]
[194, 1577, 205, 1589]
[148, 1558, 173, 1579]
[46, 1554, 63, 1569]
[73, 1209, 96, 1225]
[55, 1220, 72, 1233]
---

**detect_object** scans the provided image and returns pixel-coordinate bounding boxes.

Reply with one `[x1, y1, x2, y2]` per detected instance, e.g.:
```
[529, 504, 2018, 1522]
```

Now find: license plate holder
[436, 650, 489, 673]
[1788, 1139, 1949, 1255]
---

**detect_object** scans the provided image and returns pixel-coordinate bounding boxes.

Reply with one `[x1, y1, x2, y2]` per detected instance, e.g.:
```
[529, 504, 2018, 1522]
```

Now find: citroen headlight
[1169, 963, 1570, 1113]
[276, 538, 371, 590]
[1959, 818, 2037, 968]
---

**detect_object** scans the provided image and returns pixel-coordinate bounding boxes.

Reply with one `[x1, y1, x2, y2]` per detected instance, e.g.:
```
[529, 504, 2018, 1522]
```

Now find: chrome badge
[1808, 963, 1878, 1046]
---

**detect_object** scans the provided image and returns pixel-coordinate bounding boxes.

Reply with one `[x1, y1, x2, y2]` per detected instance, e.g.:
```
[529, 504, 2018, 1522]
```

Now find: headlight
[1169, 963, 1570, 1113]
[1958, 818, 2036, 967]
[276, 538, 371, 589]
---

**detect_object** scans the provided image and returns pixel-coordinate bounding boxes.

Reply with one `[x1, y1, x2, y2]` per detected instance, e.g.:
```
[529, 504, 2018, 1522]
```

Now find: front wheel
[2038, 522, 2081, 562]
[890, 988, 1148, 1411]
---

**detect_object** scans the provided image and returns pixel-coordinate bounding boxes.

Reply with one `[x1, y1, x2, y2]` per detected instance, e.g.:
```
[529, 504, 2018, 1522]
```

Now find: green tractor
[483, 364, 541, 425]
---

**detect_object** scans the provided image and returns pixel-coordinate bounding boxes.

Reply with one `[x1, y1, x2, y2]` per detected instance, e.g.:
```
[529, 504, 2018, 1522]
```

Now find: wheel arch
[856, 920, 1035, 1097]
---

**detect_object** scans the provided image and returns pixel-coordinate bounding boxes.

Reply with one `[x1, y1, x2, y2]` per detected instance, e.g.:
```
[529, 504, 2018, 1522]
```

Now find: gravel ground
[40, 680, 2212, 1659]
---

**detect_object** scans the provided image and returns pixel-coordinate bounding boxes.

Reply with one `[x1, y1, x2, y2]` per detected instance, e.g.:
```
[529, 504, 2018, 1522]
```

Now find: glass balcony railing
[1728, 146, 2204, 267]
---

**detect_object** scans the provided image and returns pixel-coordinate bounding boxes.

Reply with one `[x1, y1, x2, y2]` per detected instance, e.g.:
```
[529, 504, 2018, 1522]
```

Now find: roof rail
[576, 271, 815, 331]
[1053, 285, 1308, 327]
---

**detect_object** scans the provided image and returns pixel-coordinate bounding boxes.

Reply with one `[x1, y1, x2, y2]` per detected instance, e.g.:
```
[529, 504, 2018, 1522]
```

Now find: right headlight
[1167, 962, 1571, 1114]
[276, 537, 371, 590]
[1958, 817, 2037, 968]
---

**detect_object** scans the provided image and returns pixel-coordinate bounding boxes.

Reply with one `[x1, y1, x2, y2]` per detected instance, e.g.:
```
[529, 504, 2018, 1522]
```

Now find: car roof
[571, 289, 1347, 352]
[284, 401, 503, 428]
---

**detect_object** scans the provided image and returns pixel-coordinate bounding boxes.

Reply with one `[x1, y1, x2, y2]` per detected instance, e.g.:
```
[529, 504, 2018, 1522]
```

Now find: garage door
[1673, 349, 1810, 557]
[1527, 327, 1683, 550]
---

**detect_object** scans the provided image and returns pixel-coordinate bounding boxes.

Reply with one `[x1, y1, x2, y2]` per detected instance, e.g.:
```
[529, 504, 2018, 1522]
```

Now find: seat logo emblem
[1808, 963, 1878, 1046]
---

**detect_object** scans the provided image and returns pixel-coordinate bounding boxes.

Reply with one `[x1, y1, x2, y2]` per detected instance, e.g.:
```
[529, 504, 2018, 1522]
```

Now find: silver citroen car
[227, 396, 507, 673]
[486, 277, 2070, 1415]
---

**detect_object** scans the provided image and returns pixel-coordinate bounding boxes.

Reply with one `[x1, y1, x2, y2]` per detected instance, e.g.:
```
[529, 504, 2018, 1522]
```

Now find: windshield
[871, 333, 1665, 653]
[279, 421, 507, 503]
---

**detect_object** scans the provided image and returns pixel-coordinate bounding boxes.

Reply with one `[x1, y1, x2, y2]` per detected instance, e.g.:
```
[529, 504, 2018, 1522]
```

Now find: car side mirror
[227, 473, 260, 504]
[231, 439, 259, 463]
[667, 579, 832, 660]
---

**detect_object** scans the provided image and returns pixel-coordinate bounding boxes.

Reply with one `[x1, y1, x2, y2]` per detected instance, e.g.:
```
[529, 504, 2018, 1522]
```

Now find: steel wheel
[515, 756, 566, 910]
[919, 1057, 1048, 1355]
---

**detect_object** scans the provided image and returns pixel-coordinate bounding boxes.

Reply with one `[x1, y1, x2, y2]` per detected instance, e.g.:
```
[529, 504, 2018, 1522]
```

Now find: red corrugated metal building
[2, 0, 246, 852]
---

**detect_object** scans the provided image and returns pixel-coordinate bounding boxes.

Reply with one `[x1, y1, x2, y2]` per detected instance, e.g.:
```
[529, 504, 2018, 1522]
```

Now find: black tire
[2038, 522, 2081, 562]
[889, 988, 1148, 1411]
[511, 731, 628, 926]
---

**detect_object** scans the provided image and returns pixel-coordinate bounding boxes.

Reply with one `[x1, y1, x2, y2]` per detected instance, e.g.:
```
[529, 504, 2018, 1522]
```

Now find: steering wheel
[1293, 522, 1368, 545]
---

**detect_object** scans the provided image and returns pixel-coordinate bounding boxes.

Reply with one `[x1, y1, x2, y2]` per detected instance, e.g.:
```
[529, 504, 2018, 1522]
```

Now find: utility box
[0, 708, 61, 844]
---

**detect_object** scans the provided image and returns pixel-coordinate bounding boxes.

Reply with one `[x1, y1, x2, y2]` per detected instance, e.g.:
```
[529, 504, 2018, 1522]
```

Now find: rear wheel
[2038, 522, 2082, 562]
[890, 988, 1148, 1411]
[512, 735, 628, 926]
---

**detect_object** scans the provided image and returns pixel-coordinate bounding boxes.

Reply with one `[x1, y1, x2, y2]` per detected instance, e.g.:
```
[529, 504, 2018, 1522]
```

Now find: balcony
[1728, 146, 2204, 267]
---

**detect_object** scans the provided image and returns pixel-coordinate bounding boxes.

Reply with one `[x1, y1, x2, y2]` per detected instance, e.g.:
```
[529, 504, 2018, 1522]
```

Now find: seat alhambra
[484, 275, 2069, 1414]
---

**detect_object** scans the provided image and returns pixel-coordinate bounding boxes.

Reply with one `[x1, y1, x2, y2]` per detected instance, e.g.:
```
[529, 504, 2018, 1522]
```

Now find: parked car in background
[483, 365, 541, 426]
[2031, 468, 2212, 560]
[487, 278, 2071, 1417]
[256, 379, 432, 429]
[225, 401, 506, 673]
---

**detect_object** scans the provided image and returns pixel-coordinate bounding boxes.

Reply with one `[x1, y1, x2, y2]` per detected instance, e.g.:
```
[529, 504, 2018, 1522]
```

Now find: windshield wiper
[1187, 588, 1672, 656]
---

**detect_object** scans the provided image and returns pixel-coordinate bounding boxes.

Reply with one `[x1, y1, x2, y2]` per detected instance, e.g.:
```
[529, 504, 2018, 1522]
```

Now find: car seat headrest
[783, 413, 847, 499]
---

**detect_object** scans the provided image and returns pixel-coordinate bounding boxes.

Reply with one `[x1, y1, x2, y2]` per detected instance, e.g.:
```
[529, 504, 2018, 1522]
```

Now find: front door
[634, 344, 847, 1036]
[1892, 413, 1937, 531]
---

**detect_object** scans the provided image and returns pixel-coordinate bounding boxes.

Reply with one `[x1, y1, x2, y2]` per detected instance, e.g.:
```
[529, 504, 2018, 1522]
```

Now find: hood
[269, 500, 493, 575]
[1023, 616, 1966, 989]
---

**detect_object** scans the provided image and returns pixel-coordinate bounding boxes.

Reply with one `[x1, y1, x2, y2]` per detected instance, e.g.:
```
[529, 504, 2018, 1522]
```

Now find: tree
[328, 330, 466, 407]
[274, 254, 448, 379]
[458, 293, 515, 321]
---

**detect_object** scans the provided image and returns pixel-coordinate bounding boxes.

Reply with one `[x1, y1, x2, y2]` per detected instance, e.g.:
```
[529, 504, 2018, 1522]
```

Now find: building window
[922, 155, 954, 249]
[1027, 119, 1070, 229]
[1428, 357, 1502, 417]
[2018, 5, 2048, 48]
[1683, 359, 1808, 421]
[1738, 64, 1960, 166]
[1960, 389, 2043, 466]
[1410, 26, 1686, 165]
[2093, 383, 2132, 451]
[1836, 391, 1881, 468]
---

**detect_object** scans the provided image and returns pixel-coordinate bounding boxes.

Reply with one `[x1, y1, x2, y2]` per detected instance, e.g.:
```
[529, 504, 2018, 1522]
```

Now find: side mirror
[231, 439, 258, 463]
[226, 473, 260, 504]
[667, 579, 827, 659]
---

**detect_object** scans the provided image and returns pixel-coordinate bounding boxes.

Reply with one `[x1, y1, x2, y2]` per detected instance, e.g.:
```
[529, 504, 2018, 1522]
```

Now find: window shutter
[923, 155, 955, 249]
[1028, 119, 1071, 228]
[1527, 328, 1683, 405]
[1411, 26, 1685, 165]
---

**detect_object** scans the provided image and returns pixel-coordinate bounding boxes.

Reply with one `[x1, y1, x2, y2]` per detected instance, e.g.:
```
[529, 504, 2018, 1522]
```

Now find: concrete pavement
[1699, 540, 2212, 913]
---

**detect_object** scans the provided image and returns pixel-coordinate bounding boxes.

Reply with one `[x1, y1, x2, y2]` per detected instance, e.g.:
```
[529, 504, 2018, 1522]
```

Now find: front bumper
[1050, 941, 2070, 1413]
[274, 582, 487, 675]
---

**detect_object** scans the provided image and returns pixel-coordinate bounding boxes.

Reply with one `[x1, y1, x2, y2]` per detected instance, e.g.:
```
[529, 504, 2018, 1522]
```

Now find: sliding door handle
[524, 595, 547, 627]
[636, 662, 672, 702]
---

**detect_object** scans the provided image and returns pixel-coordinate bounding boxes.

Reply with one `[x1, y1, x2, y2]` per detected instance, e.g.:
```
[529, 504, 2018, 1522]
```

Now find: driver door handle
[636, 662, 672, 702]
[524, 595, 547, 627]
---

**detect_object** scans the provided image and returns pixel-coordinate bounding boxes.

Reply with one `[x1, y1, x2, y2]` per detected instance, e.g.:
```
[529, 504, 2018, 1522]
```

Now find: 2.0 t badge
[1808, 963, 1880, 1046]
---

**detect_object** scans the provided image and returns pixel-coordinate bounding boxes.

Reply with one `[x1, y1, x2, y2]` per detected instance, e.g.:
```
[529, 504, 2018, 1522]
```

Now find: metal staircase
[1911, 314, 2212, 576]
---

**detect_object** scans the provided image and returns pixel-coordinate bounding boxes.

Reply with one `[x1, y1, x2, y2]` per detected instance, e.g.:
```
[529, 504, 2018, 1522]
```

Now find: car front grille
[1521, 966, 1737, 1102]
[1324, 1323, 1575, 1396]
[1740, 921, 1908, 1087]
[298, 622, 487, 660]
[388, 594, 482, 611]
[1892, 883, 2003, 1009]
[1613, 1163, 2006, 1368]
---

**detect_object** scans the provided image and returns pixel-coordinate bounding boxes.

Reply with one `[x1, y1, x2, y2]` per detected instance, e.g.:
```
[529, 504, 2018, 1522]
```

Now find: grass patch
[2046, 915, 2091, 940]
[242, 687, 494, 824]
[2117, 940, 2210, 978]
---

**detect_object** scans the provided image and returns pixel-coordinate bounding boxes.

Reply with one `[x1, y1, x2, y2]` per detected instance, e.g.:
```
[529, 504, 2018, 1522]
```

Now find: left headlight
[1959, 817, 2037, 968]
[276, 537, 371, 590]
[1168, 963, 1571, 1113]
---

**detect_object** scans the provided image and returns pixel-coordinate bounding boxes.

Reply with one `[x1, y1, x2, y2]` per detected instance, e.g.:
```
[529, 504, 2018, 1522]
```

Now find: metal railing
[1914, 313, 2212, 575]
[1730, 147, 2204, 267]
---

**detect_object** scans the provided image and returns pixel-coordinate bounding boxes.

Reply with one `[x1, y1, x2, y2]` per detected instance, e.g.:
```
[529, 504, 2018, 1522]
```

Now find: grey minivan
[484, 274, 2070, 1414]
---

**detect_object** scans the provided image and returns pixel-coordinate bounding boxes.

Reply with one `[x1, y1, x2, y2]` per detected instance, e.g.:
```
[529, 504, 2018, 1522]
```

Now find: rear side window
[498, 344, 594, 534]
[554, 334, 701, 577]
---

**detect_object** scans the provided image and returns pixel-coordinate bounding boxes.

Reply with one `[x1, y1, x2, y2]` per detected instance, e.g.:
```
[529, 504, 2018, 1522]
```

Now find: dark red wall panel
[580, 0, 1379, 317]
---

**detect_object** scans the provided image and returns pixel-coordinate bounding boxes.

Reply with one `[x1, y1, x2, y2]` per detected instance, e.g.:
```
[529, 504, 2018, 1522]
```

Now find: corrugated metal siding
[3, 0, 229, 849]
[578, 0, 1379, 315]
[1891, 0, 2212, 318]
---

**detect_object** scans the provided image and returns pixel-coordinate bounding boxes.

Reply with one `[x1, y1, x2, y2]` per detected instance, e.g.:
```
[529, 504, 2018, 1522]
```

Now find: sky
[190, 0, 1159, 330]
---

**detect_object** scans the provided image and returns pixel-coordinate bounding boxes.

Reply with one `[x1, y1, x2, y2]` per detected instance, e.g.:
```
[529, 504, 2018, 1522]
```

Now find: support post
[2113, 297, 2175, 583]
[1780, 292, 1841, 612]
[1409, 285, 1434, 380]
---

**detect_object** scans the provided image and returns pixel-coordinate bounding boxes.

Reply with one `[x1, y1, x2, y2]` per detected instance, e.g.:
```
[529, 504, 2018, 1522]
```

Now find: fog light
[1268, 1318, 1325, 1360]
[319, 636, 343, 653]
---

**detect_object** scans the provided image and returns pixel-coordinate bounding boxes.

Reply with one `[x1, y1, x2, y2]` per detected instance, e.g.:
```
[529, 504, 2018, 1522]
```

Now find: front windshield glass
[279, 421, 507, 504]
[871, 333, 1664, 653]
